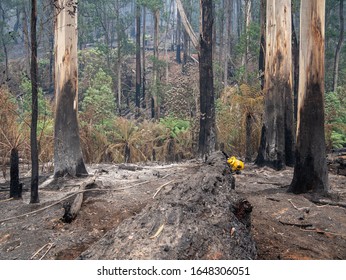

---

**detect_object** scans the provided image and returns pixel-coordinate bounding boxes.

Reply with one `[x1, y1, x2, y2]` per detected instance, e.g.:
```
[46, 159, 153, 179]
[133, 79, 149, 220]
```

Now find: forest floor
[0, 159, 345, 260]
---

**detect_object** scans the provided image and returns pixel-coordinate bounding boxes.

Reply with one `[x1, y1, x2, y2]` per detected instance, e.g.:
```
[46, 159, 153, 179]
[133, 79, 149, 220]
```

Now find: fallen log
[79, 151, 257, 260]
[61, 175, 97, 223]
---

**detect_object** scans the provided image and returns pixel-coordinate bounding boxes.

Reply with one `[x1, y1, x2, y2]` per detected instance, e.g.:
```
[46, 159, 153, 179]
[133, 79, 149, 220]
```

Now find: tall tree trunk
[332, 0, 344, 92]
[165, 0, 173, 81]
[30, 0, 39, 203]
[289, 0, 328, 194]
[224, 0, 231, 87]
[0, 4, 9, 81]
[142, 6, 147, 108]
[198, 0, 216, 159]
[183, 27, 188, 71]
[23, 5, 31, 76]
[152, 9, 160, 120]
[54, 0, 88, 178]
[176, 11, 182, 63]
[255, 0, 295, 170]
[292, 5, 299, 123]
[176, 0, 199, 50]
[243, 0, 251, 82]
[259, 0, 266, 90]
[116, 0, 122, 115]
[135, 4, 141, 117]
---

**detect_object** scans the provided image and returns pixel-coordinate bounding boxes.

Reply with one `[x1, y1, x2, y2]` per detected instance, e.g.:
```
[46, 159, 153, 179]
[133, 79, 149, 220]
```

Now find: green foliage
[159, 116, 190, 138]
[19, 76, 52, 119]
[325, 88, 346, 148]
[81, 68, 115, 124]
[138, 0, 164, 11]
[235, 22, 260, 60]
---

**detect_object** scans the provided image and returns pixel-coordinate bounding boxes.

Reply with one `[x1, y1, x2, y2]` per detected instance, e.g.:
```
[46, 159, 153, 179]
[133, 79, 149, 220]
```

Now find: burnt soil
[0, 155, 345, 260]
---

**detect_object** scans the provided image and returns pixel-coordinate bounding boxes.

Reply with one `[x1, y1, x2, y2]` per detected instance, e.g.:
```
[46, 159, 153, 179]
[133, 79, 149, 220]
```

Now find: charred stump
[10, 148, 22, 199]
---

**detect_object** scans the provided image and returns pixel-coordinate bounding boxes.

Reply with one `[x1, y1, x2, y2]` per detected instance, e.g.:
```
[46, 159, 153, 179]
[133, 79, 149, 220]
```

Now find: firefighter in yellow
[227, 156, 244, 174]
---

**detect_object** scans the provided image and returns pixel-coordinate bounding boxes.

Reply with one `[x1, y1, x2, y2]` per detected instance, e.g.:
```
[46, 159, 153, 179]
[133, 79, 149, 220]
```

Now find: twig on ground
[288, 199, 310, 213]
[310, 198, 346, 209]
[0, 197, 13, 203]
[279, 220, 313, 228]
[150, 223, 165, 239]
[257, 181, 282, 186]
[39, 243, 55, 260]
[31, 243, 49, 260]
[153, 180, 175, 199]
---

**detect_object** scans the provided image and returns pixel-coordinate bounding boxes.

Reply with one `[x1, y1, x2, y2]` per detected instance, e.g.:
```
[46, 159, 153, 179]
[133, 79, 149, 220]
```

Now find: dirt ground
[0, 159, 345, 260]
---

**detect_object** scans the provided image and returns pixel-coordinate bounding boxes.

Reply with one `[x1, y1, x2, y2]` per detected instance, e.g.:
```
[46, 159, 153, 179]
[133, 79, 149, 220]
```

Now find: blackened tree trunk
[289, 0, 328, 194]
[30, 0, 39, 203]
[198, 0, 216, 159]
[245, 114, 253, 162]
[135, 4, 141, 117]
[292, 6, 299, 123]
[255, 0, 295, 170]
[10, 148, 21, 199]
[54, 0, 88, 178]
[332, 0, 344, 92]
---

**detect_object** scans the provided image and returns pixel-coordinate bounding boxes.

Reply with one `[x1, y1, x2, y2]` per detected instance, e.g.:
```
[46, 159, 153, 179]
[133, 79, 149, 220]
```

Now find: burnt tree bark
[198, 0, 216, 159]
[30, 0, 39, 203]
[54, 0, 88, 178]
[292, 5, 299, 123]
[289, 0, 328, 194]
[256, 0, 295, 170]
[10, 148, 22, 199]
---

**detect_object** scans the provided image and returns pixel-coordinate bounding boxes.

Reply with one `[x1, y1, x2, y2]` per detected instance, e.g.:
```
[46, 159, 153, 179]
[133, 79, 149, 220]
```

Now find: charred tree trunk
[54, 0, 88, 178]
[30, 0, 39, 203]
[292, 7, 299, 124]
[10, 148, 22, 199]
[135, 4, 141, 117]
[289, 0, 328, 194]
[255, 0, 294, 170]
[245, 113, 253, 162]
[332, 0, 344, 92]
[198, 0, 216, 159]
